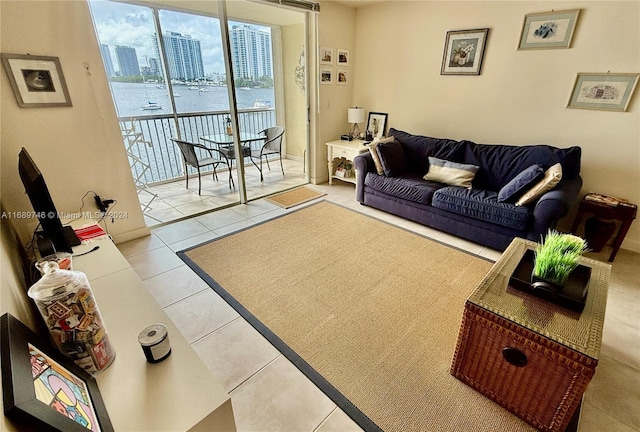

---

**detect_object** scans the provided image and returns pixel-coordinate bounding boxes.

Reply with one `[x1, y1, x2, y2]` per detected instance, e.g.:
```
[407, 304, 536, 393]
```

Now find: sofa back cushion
[461, 142, 564, 191]
[389, 129, 581, 191]
[389, 128, 466, 174]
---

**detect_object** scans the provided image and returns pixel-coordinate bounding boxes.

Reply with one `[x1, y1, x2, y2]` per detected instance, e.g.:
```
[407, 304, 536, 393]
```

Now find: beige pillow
[368, 136, 394, 175]
[423, 157, 479, 188]
[516, 163, 563, 206]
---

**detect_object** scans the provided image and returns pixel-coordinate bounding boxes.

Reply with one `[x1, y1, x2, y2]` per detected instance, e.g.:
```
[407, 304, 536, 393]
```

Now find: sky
[88, 0, 269, 76]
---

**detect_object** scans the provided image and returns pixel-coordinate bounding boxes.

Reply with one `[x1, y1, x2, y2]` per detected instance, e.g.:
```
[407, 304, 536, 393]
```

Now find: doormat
[264, 186, 326, 209]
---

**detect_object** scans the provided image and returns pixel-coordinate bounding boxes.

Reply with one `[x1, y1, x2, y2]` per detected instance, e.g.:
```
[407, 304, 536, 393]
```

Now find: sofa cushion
[376, 139, 408, 176]
[461, 142, 561, 191]
[368, 136, 395, 175]
[364, 172, 443, 205]
[389, 128, 467, 174]
[516, 163, 563, 206]
[497, 164, 545, 203]
[432, 187, 532, 230]
[424, 157, 479, 188]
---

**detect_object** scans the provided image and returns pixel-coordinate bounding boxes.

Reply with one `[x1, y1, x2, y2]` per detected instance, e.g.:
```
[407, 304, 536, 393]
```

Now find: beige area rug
[264, 186, 326, 208]
[179, 202, 535, 432]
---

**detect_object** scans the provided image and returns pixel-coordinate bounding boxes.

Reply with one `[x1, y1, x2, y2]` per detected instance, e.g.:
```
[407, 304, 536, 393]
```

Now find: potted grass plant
[532, 230, 588, 294]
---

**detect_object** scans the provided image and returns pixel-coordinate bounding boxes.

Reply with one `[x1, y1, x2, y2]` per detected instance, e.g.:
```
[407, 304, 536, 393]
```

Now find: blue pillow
[376, 139, 408, 177]
[498, 164, 545, 203]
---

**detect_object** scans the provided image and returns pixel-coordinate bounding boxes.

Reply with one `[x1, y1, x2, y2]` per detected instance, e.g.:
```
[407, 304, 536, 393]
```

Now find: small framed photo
[441, 29, 489, 76]
[337, 49, 350, 66]
[319, 47, 334, 65]
[336, 68, 348, 86]
[1, 53, 72, 107]
[518, 9, 580, 50]
[366, 112, 388, 139]
[567, 73, 639, 112]
[320, 67, 333, 85]
[0, 313, 113, 431]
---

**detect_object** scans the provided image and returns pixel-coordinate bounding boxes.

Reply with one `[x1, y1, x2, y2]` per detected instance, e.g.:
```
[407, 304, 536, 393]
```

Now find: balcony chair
[171, 138, 234, 195]
[250, 126, 285, 182]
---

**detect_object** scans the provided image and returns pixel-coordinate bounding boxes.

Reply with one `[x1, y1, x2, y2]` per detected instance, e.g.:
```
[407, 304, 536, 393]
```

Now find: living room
[1, 0, 638, 431]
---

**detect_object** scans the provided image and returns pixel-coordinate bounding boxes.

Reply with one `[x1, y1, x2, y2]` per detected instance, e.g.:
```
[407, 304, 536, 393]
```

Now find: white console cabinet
[71, 236, 236, 431]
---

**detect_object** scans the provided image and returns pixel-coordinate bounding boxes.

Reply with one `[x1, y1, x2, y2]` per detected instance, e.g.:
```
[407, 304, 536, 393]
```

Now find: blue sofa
[354, 128, 582, 251]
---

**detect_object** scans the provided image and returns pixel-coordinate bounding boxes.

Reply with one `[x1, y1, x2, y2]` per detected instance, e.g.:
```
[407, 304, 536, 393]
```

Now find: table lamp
[348, 107, 365, 140]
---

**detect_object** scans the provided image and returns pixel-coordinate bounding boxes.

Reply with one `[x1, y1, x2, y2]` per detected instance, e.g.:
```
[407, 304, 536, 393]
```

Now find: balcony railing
[120, 108, 275, 186]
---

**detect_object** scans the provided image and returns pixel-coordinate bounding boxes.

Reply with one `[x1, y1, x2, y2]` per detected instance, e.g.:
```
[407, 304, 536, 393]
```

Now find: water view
[110, 82, 275, 117]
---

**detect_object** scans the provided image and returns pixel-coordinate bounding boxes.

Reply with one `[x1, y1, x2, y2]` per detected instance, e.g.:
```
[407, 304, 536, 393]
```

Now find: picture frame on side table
[320, 68, 333, 85]
[366, 112, 388, 139]
[319, 47, 334, 65]
[0, 313, 113, 432]
[441, 29, 489, 76]
[567, 73, 640, 112]
[518, 9, 580, 50]
[1, 53, 72, 107]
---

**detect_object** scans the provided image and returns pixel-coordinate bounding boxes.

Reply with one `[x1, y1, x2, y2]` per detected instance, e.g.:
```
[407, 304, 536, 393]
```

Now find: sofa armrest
[530, 176, 583, 240]
[354, 152, 374, 203]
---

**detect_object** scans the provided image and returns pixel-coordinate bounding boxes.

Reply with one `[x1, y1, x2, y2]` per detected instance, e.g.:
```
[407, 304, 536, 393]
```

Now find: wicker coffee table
[451, 238, 610, 432]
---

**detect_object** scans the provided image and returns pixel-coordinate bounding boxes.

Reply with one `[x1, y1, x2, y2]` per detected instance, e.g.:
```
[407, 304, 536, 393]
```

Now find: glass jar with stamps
[28, 261, 115, 374]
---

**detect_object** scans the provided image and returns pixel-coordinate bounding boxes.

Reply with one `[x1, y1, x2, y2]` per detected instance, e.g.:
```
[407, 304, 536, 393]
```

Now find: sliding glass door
[89, 0, 310, 225]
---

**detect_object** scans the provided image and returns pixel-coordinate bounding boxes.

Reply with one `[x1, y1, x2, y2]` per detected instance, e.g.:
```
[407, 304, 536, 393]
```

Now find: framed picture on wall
[0, 313, 113, 431]
[366, 112, 388, 139]
[336, 68, 348, 85]
[319, 47, 334, 65]
[320, 68, 334, 85]
[1, 53, 72, 107]
[337, 48, 350, 66]
[518, 9, 580, 50]
[440, 28, 489, 76]
[567, 73, 639, 112]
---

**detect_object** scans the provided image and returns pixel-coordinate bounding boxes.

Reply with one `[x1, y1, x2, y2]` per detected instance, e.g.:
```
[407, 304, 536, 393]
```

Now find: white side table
[326, 139, 369, 185]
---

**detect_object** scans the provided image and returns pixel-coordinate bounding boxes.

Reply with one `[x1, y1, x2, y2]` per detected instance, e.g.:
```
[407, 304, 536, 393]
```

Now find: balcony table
[201, 133, 264, 170]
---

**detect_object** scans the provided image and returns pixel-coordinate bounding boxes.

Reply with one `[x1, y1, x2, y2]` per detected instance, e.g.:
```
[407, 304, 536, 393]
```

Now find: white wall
[0, 1, 149, 247]
[349, 1, 640, 251]
[315, 2, 357, 183]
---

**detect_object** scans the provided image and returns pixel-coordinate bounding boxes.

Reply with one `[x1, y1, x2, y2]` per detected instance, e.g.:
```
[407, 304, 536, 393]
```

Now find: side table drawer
[451, 303, 597, 432]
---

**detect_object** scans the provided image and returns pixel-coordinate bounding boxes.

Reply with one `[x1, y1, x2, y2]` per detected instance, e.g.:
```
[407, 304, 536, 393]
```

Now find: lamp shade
[348, 107, 365, 124]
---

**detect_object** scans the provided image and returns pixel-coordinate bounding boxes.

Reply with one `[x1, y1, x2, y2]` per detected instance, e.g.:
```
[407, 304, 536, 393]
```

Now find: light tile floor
[141, 158, 306, 226]
[118, 183, 640, 432]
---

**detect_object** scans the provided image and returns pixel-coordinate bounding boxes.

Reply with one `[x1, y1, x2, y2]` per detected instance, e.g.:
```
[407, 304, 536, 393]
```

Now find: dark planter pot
[531, 274, 565, 297]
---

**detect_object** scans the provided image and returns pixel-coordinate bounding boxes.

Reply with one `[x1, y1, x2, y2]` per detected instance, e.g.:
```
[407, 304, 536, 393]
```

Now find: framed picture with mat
[0, 313, 113, 432]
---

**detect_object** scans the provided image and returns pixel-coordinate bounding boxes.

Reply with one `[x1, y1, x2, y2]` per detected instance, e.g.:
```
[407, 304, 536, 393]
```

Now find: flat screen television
[18, 148, 80, 254]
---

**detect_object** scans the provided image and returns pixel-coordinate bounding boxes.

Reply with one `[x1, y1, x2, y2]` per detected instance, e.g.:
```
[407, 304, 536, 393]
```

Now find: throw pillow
[368, 136, 394, 175]
[376, 139, 408, 177]
[423, 157, 479, 188]
[497, 164, 545, 203]
[515, 163, 563, 206]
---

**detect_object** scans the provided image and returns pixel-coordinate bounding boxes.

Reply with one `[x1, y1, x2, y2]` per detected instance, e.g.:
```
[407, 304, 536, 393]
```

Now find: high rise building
[115, 45, 140, 77]
[99, 44, 116, 78]
[162, 31, 204, 81]
[229, 24, 272, 80]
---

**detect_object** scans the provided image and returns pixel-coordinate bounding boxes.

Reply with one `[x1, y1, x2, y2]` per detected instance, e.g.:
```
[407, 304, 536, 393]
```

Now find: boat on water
[253, 99, 271, 108]
[188, 86, 200, 90]
[199, 88, 210, 92]
[141, 102, 162, 110]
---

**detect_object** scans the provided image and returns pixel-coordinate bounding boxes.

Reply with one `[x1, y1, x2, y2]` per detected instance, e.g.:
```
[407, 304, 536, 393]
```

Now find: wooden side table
[326, 139, 368, 185]
[451, 238, 610, 432]
[570, 194, 637, 262]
